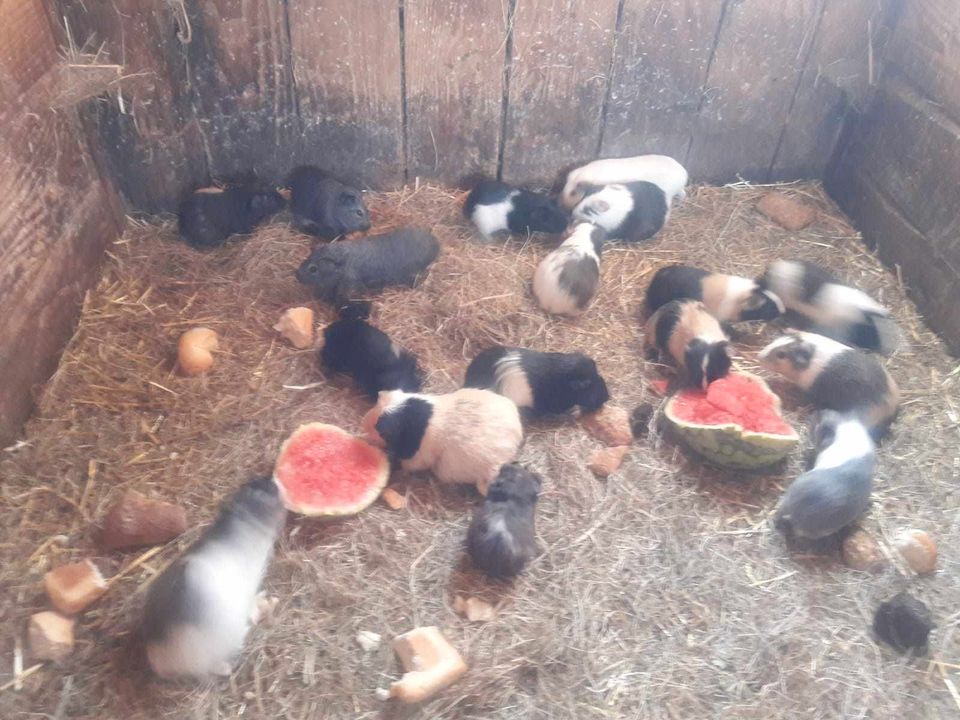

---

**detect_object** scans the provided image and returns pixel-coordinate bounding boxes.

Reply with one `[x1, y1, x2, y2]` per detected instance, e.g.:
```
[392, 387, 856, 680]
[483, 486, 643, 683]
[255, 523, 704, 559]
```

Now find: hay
[1, 183, 959, 719]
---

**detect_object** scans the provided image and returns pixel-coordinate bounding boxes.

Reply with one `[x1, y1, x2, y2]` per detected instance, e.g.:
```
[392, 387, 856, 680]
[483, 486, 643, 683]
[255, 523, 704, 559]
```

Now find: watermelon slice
[273, 423, 390, 516]
[663, 372, 798, 470]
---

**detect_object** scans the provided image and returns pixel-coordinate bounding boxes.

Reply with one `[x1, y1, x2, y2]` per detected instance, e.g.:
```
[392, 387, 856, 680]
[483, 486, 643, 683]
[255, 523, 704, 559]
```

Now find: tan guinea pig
[362, 388, 523, 495]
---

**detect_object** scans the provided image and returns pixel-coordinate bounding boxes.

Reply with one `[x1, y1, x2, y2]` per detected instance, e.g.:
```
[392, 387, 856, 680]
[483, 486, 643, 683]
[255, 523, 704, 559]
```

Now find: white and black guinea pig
[758, 331, 900, 439]
[644, 299, 733, 389]
[361, 388, 523, 495]
[463, 180, 568, 239]
[466, 463, 540, 579]
[774, 411, 876, 539]
[561, 154, 688, 209]
[288, 165, 371, 240]
[296, 228, 440, 305]
[758, 260, 900, 355]
[532, 222, 604, 316]
[571, 181, 667, 242]
[178, 181, 285, 249]
[141, 475, 286, 680]
[321, 304, 422, 400]
[464, 346, 608, 414]
[646, 264, 784, 323]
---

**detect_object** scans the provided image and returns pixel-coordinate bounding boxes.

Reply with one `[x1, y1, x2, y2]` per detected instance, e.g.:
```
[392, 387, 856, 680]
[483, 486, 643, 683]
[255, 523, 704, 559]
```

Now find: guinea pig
[178, 181, 285, 249]
[466, 463, 541, 579]
[644, 299, 732, 389]
[757, 260, 900, 355]
[320, 305, 422, 400]
[774, 411, 876, 539]
[757, 331, 900, 439]
[296, 228, 440, 305]
[561, 154, 688, 209]
[141, 475, 286, 680]
[463, 346, 609, 414]
[646, 264, 784, 323]
[361, 388, 524, 496]
[571, 181, 667, 241]
[463, 180, 568, 239]
[288, 165, 371, 240]
[532, 222, 604, 316]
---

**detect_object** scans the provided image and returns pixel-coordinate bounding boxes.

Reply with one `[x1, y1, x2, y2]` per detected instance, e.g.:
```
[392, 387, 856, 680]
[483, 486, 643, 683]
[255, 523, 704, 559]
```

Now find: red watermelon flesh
[669, 373, 793, 436]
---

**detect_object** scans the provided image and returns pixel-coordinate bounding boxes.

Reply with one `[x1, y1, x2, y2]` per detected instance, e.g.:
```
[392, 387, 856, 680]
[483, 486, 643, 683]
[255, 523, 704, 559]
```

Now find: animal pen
[1, 0, 959, 718]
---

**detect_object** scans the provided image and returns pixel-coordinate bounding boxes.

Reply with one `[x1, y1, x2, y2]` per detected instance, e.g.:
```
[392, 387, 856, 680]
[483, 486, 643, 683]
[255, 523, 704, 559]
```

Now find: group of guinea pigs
[151, 154, 903, 680]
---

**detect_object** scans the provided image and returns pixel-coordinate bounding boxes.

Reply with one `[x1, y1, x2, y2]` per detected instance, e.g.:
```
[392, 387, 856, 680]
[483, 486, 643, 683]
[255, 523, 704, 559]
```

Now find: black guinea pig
[178, 181, 285, 249]
[288, 165, 371, 240]
[463, 180, 568, 239]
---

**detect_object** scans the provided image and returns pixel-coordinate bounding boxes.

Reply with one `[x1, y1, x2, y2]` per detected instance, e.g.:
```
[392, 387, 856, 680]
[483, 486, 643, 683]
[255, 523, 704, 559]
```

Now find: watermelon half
[273, 422, 390, 516]
[663, 372, 799, 470]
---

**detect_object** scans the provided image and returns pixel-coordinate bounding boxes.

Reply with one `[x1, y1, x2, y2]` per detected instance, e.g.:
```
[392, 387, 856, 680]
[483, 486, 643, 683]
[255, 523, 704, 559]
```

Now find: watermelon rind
[273, 422, 390, 517]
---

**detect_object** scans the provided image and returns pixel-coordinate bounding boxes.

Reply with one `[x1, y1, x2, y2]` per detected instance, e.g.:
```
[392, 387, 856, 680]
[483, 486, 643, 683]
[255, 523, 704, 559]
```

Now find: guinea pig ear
[593, 199, 611, 213]
[338, 190, 360, 207]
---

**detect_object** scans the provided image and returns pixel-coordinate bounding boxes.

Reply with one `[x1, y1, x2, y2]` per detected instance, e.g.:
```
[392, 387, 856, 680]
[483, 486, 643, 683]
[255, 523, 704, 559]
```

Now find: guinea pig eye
[307, 263, 319, 275]
[775, 350, 787, 359]
[355, 209, 363, 217]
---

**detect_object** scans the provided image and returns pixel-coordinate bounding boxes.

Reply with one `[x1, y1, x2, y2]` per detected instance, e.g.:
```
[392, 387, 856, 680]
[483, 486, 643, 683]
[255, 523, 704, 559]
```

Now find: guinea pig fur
[178, 182, 285, 249]
[758, 259, 900, 355]
[296, 228, 440, 305]
[463, 180, 568, 239]
[361, 388, 524, 496]
[463, 346, 609, 414]
[532, 222, 604, 316]
[774, 411, 876, 539]
[644, 299, 732, 389]
[646, 264, 784, 323]
[571, 181, 667, 241]
[141, 475, 286, 680]
[287, 165, 371, 240]
[466, 463, 541, 579]
[758, 331, 900, 439]
[561, 154, 688, 209]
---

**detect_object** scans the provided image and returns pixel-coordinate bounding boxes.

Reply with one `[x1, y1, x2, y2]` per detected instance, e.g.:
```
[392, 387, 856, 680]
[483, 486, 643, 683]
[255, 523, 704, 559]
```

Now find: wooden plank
[287, 0, 404, 188]
[404, 0, 506, 183]
[501, 0, 620, 186]
[686, 0, 824, 183]
[601, 0, 725, 163]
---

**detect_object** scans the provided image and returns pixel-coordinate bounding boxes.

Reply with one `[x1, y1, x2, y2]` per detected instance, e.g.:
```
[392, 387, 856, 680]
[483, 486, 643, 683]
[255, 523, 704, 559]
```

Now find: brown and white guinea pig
[646, 264, 784, 323]
[758, 331, 900, 439]
[287, 165, 371, 240]
[463, 179, 568, 239]
[466, 463, 540, 579]
[561, 154, 688, 209]
[644, 299, 733, 389]
[141, 476, 286, 679]
[361, 388, 524, 495]
[571, 181, 668, 242]
[463, 346, 609, 415]
[757, 260, 900, 355]
[178, 181, 285, 249]
[532, 222, 604, 316]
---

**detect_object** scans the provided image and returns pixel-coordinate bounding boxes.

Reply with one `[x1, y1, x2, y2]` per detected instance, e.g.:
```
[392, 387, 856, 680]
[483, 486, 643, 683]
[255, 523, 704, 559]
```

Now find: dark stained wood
[404, 0, 506, 183]
[287, 0, 404, 188]
[501, 0, 621, 186]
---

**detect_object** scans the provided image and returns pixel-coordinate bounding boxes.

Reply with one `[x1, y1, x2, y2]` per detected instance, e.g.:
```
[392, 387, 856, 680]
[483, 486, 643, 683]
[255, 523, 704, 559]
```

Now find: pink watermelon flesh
[669, 373, 793, 436]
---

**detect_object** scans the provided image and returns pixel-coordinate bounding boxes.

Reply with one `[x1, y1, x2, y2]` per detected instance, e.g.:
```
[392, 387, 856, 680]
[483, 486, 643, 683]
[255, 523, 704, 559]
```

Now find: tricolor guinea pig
[758, 331, 900, 439]
[463, 180, 568, 239]
[571, 181, 668, 242]
[141, 476, 286, 680]
[561, 154, 688, 209]
[532, 222, 604, 316]
[361, 388, 524, 495]
[178, 181, 285, 249]
[463, 346, 609, 414]
[646, 264, 784, 323]
[288, 165, 370, 240]
[757, 260, 900, 355]
[644, 299, 733, 389]
[774, 411, 876, 539]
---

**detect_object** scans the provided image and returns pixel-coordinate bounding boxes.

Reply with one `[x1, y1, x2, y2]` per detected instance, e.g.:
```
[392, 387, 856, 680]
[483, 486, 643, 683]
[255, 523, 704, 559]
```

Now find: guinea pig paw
[250, 592, 280, 626]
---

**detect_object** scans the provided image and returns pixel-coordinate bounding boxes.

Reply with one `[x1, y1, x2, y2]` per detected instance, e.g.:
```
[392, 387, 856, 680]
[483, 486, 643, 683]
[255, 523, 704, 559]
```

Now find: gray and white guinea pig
[646, 264, 784, 323]
[774, 411, 876, 539]
[463, 346, 609, 414]
[758, 331, 900, 440]
[463, 180, 568, 239]
[295, 228, 440, 306]
[288, 165, 371, 240]
[571, 181, 667, 241]
[178, 181, 285, 249]
[361, 388, 523, 496]
[141, 475, 286, 680]
[757, 259, 900, 355]
[466, 463, 541, 579]
[561, 154, 688, 209]
[532, 222, 604, 316]
[644, 299, 733, 389]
